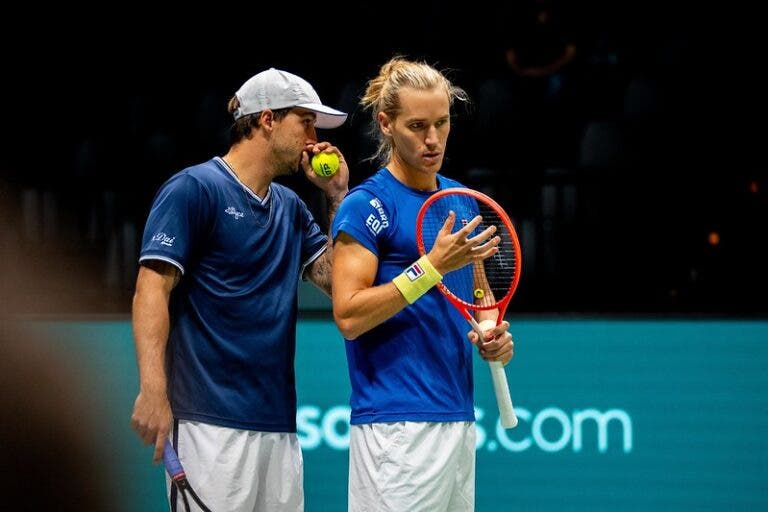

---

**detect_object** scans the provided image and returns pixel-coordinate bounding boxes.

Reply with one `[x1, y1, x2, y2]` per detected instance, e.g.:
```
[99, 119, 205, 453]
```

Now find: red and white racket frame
[416, 188, 522, 428]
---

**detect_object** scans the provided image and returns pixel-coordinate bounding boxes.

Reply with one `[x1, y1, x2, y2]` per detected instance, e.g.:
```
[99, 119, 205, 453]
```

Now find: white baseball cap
[233, 68, 348, 129]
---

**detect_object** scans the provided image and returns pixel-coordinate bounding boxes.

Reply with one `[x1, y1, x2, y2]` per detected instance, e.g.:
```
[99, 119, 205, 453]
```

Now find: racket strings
[420, 195, 518, 308]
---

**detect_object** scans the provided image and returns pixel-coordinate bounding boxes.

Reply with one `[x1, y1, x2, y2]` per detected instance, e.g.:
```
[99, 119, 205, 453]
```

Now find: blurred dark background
[1, 1, 765, 315]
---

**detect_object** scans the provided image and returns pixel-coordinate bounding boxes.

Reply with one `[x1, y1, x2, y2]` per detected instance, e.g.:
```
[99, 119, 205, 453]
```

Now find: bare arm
[305, 189, 345, 297]
[468, 261, 513, 365]
[333, 213, 501, 340]
[473, 261, 500, 325]
[130, 260, 179, 464]
[303, 143, 349, 297]
[332, 233, 409, 339]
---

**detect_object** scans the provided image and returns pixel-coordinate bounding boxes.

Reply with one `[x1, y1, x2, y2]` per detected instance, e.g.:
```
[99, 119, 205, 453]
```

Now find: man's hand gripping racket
[417, 188, 522, 428]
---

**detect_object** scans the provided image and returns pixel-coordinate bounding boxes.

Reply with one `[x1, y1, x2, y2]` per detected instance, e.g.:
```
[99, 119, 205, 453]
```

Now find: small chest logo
[225, 206, 245, 219]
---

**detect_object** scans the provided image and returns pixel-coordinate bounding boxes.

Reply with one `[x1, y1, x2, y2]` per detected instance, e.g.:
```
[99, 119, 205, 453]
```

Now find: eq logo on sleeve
[365, 197, 389, 235]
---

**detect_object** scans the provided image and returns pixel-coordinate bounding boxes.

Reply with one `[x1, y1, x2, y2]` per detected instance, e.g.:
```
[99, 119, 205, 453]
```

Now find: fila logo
[405, 262, 425, 281]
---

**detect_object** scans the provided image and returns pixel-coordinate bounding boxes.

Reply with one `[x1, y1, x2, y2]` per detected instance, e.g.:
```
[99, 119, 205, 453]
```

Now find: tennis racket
[163, 440, 213, 512]
[416, 187, 522, 428]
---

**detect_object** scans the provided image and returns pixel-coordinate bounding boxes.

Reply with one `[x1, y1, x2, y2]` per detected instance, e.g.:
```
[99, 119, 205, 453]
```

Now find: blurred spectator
[0, 326, 115, 510]
[0, 185, 116, 509]
[473, 0, 581, 175]
[504, 0, 577, 93]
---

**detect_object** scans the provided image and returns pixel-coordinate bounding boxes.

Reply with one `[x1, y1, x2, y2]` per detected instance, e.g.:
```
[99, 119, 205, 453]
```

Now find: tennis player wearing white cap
[131, 68, 348, 512]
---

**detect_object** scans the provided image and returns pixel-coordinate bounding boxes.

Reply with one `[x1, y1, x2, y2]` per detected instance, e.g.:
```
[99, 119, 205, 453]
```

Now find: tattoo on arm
[306, 192, 344, 297]
[308, 248, 333, 297]
[326, 193, 342, 223]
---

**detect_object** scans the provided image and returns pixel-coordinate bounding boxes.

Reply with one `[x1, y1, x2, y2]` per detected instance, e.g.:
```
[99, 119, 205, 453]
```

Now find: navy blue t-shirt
[139, 157, 327, 431]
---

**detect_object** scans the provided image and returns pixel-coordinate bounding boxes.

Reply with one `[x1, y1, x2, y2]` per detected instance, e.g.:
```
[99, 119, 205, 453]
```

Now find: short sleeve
[139, 173, 210, 274]
[331, 189, 391, 257]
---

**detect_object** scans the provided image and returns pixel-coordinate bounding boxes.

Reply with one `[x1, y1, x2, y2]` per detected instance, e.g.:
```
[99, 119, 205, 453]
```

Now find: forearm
[132, 288, 171, 395]
[308, 246, 333, 297]
[333, 281, 409, 340]
[307, 191, 346, 296]
[325, 188, 345, 226]
[473, 262, 499, 325]
[476, 309, 500, 324]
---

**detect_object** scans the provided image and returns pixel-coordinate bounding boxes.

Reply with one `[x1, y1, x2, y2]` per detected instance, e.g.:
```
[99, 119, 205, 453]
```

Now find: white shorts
[167, 420, 304, 512]
[348, 421, 476, 512]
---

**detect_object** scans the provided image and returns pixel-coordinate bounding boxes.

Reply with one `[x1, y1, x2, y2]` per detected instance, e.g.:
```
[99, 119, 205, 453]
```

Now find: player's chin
[288, 158, 304, 175]
[420, 155, 443, 170]
[293, 152, 308, 173]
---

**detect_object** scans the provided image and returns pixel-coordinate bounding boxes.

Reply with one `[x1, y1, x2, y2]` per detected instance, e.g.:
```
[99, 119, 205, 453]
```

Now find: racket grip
[474, 319, 518, 429]
[489, 360, 518, 428]
[163, 439, 185, 479]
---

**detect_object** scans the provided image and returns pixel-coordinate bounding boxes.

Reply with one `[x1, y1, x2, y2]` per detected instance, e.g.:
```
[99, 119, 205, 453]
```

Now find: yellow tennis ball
[474, 288, 485, 299]
[311, 152, 340, 177]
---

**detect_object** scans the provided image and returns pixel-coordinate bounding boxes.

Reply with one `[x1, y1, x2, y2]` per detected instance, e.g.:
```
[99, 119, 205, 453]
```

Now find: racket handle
[488, 360, 518, 428]
[474, 319, 518, 429]
[163, 439, 185, 480]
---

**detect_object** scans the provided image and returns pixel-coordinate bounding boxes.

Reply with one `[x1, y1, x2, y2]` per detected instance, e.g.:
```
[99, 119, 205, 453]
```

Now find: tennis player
[130, 68, 348, 512]
[331, 57, 515, 511]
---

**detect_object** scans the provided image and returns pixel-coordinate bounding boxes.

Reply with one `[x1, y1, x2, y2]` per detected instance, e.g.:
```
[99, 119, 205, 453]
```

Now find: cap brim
[298, 103, 348, 129]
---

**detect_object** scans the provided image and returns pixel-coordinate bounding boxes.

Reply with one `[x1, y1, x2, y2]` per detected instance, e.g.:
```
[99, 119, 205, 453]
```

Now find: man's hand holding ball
[311, 152, 340, 177]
